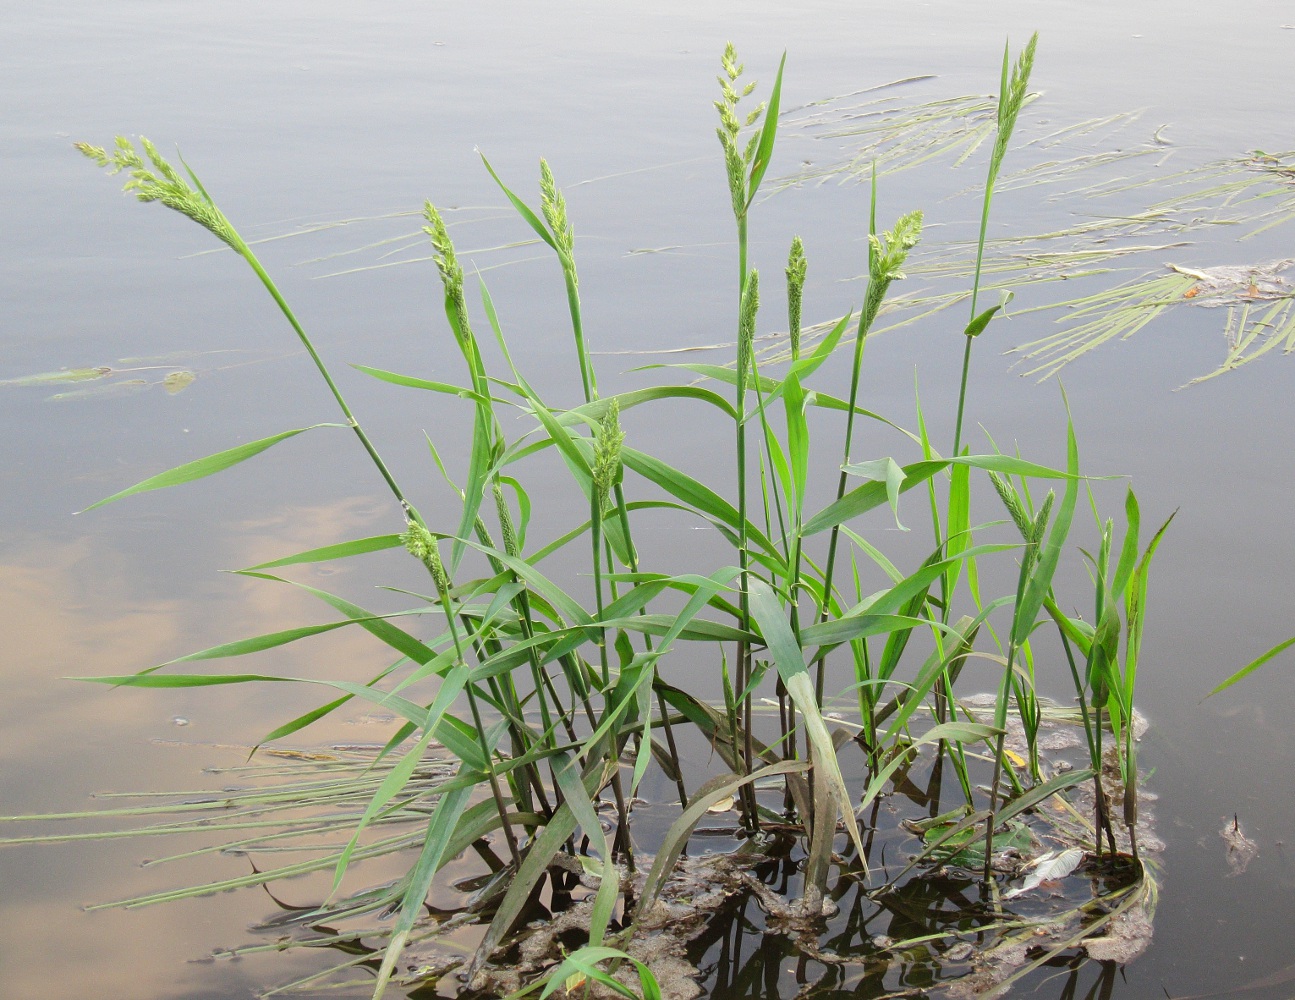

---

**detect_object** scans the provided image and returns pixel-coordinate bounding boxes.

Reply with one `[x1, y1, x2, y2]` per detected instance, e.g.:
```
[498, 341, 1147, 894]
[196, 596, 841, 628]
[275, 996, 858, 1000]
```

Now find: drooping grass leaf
[478, 153, 559, 252]
[748, 579, 867, 862]
[632, 759, 808, 925]
[538, 946, 663, 1000]
[235, 572, 439, 667]
[371, 776, 474, 1000]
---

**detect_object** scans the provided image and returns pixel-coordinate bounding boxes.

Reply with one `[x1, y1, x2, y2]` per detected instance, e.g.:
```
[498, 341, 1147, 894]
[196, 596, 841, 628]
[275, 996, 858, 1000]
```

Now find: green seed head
[870, 210, 924, 284]
[1031, 491, 1056, 548]
[721, 42, 743, 82]
[989, 33, 1039, 184]
[715, 44, 763, 218]
[423, 201, 472, 348]
[737, 270, 760, 392]
[77, 137, 240, 251]
[786, 236, 807, 358]
[861, 211, 924, 333]
[493, 479, 519, 558]
[988, 471, 1031, 540]
[592, 399, 625, 514]
[402, 521, 450, 594]
[402, 520, 432, 561]
[539, 158, 576, 268]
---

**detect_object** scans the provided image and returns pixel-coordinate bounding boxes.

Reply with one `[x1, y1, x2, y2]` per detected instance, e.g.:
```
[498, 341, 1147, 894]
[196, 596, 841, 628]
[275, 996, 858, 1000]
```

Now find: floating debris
[1221, 814, 1259, 876]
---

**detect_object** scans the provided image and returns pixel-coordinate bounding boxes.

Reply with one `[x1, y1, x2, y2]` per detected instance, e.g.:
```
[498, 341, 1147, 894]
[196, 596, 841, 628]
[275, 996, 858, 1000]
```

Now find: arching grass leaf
[81, 424, 345, 512]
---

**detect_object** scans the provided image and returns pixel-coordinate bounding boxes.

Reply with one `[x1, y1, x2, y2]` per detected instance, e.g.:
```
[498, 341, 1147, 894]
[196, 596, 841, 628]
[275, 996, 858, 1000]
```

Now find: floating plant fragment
[1221, 814, 1259, 876]
[2, 351, 266, 400]
[0, 366, 112, 386]
[1009, 259, 1295, 383]
[163, 370, 197, 394]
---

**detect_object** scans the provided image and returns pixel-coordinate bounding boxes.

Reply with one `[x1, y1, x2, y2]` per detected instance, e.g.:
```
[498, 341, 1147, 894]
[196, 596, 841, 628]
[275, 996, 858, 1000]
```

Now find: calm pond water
[4, 2, 1295, 997]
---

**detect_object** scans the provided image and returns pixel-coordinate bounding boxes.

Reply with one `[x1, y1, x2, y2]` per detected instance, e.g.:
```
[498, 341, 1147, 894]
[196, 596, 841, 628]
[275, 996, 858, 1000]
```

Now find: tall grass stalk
[716, 42, 785, 828]
[951, 33, 1038, 458]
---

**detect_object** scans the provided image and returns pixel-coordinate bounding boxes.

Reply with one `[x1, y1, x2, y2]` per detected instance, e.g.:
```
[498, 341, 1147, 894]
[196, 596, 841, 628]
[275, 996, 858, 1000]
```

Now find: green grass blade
[350, 364, 487, 403]
[235, 572, 439, 666]
[471, 761, 615, 980]
[240, 534, 403, 571]
[332, 661, 473, 895]
[745, 52, 787, 208]
[81, 425, 344, 512]
[632, 759, 808, 924]
[748, 579, 866, 860]
[478, 152, 559, 252]
[1208, 634, 1295, 696]
[1012, 404, 1079, 646]
[371, 778, 474, 1000]
[539, 947, 661, 1000]
[1125, 510, 1175, 705]
[805, 459, 946, 536]
[1110, 487, 1142, 600]
[552, 751, 618, 945]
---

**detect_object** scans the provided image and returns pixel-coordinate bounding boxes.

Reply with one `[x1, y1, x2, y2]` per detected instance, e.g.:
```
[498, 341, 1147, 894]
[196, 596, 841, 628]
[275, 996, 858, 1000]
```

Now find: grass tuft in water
[14, 38, 1187, 999]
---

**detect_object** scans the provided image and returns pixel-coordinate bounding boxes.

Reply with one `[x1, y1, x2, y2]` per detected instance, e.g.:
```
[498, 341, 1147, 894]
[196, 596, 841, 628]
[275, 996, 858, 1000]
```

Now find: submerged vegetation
[778, 88, 1295, 385]
[4, 37, 1195, 999]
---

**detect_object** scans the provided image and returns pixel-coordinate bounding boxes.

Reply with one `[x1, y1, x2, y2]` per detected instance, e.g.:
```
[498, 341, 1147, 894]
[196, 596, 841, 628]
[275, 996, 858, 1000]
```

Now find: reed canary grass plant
[59, 37, 1174, 996]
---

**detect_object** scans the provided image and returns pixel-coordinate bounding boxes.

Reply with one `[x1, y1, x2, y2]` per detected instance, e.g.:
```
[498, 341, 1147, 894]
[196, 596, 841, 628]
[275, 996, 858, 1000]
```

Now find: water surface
[4, 3, 1295, 997]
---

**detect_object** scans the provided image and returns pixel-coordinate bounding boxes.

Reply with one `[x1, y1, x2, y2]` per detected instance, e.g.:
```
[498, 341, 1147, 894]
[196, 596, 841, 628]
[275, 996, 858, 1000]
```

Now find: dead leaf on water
[1168, 259, 1295, 306]
[707, 795, 735, 814]
[1221, 814, 1259, 876]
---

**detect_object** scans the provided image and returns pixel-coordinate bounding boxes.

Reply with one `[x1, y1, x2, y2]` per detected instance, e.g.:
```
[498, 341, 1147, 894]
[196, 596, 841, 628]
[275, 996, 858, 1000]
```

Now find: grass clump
[32, 36, 1174, 998]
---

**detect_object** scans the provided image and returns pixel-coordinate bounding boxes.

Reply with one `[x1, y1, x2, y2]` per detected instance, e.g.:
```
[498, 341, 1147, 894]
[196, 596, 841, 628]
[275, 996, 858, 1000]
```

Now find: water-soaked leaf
[0, 366, 112, 387]
[1221, 814, 1259, 875]
[163, 370, 196, 394]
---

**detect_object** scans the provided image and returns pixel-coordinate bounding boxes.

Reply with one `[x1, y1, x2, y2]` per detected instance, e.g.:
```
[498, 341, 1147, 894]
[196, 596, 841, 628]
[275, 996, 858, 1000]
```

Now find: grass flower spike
[592, 399, 624, 515]
[539, 158, 575, 271]
[76, 137, 241, 251]
[786, 236, 807, 359]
